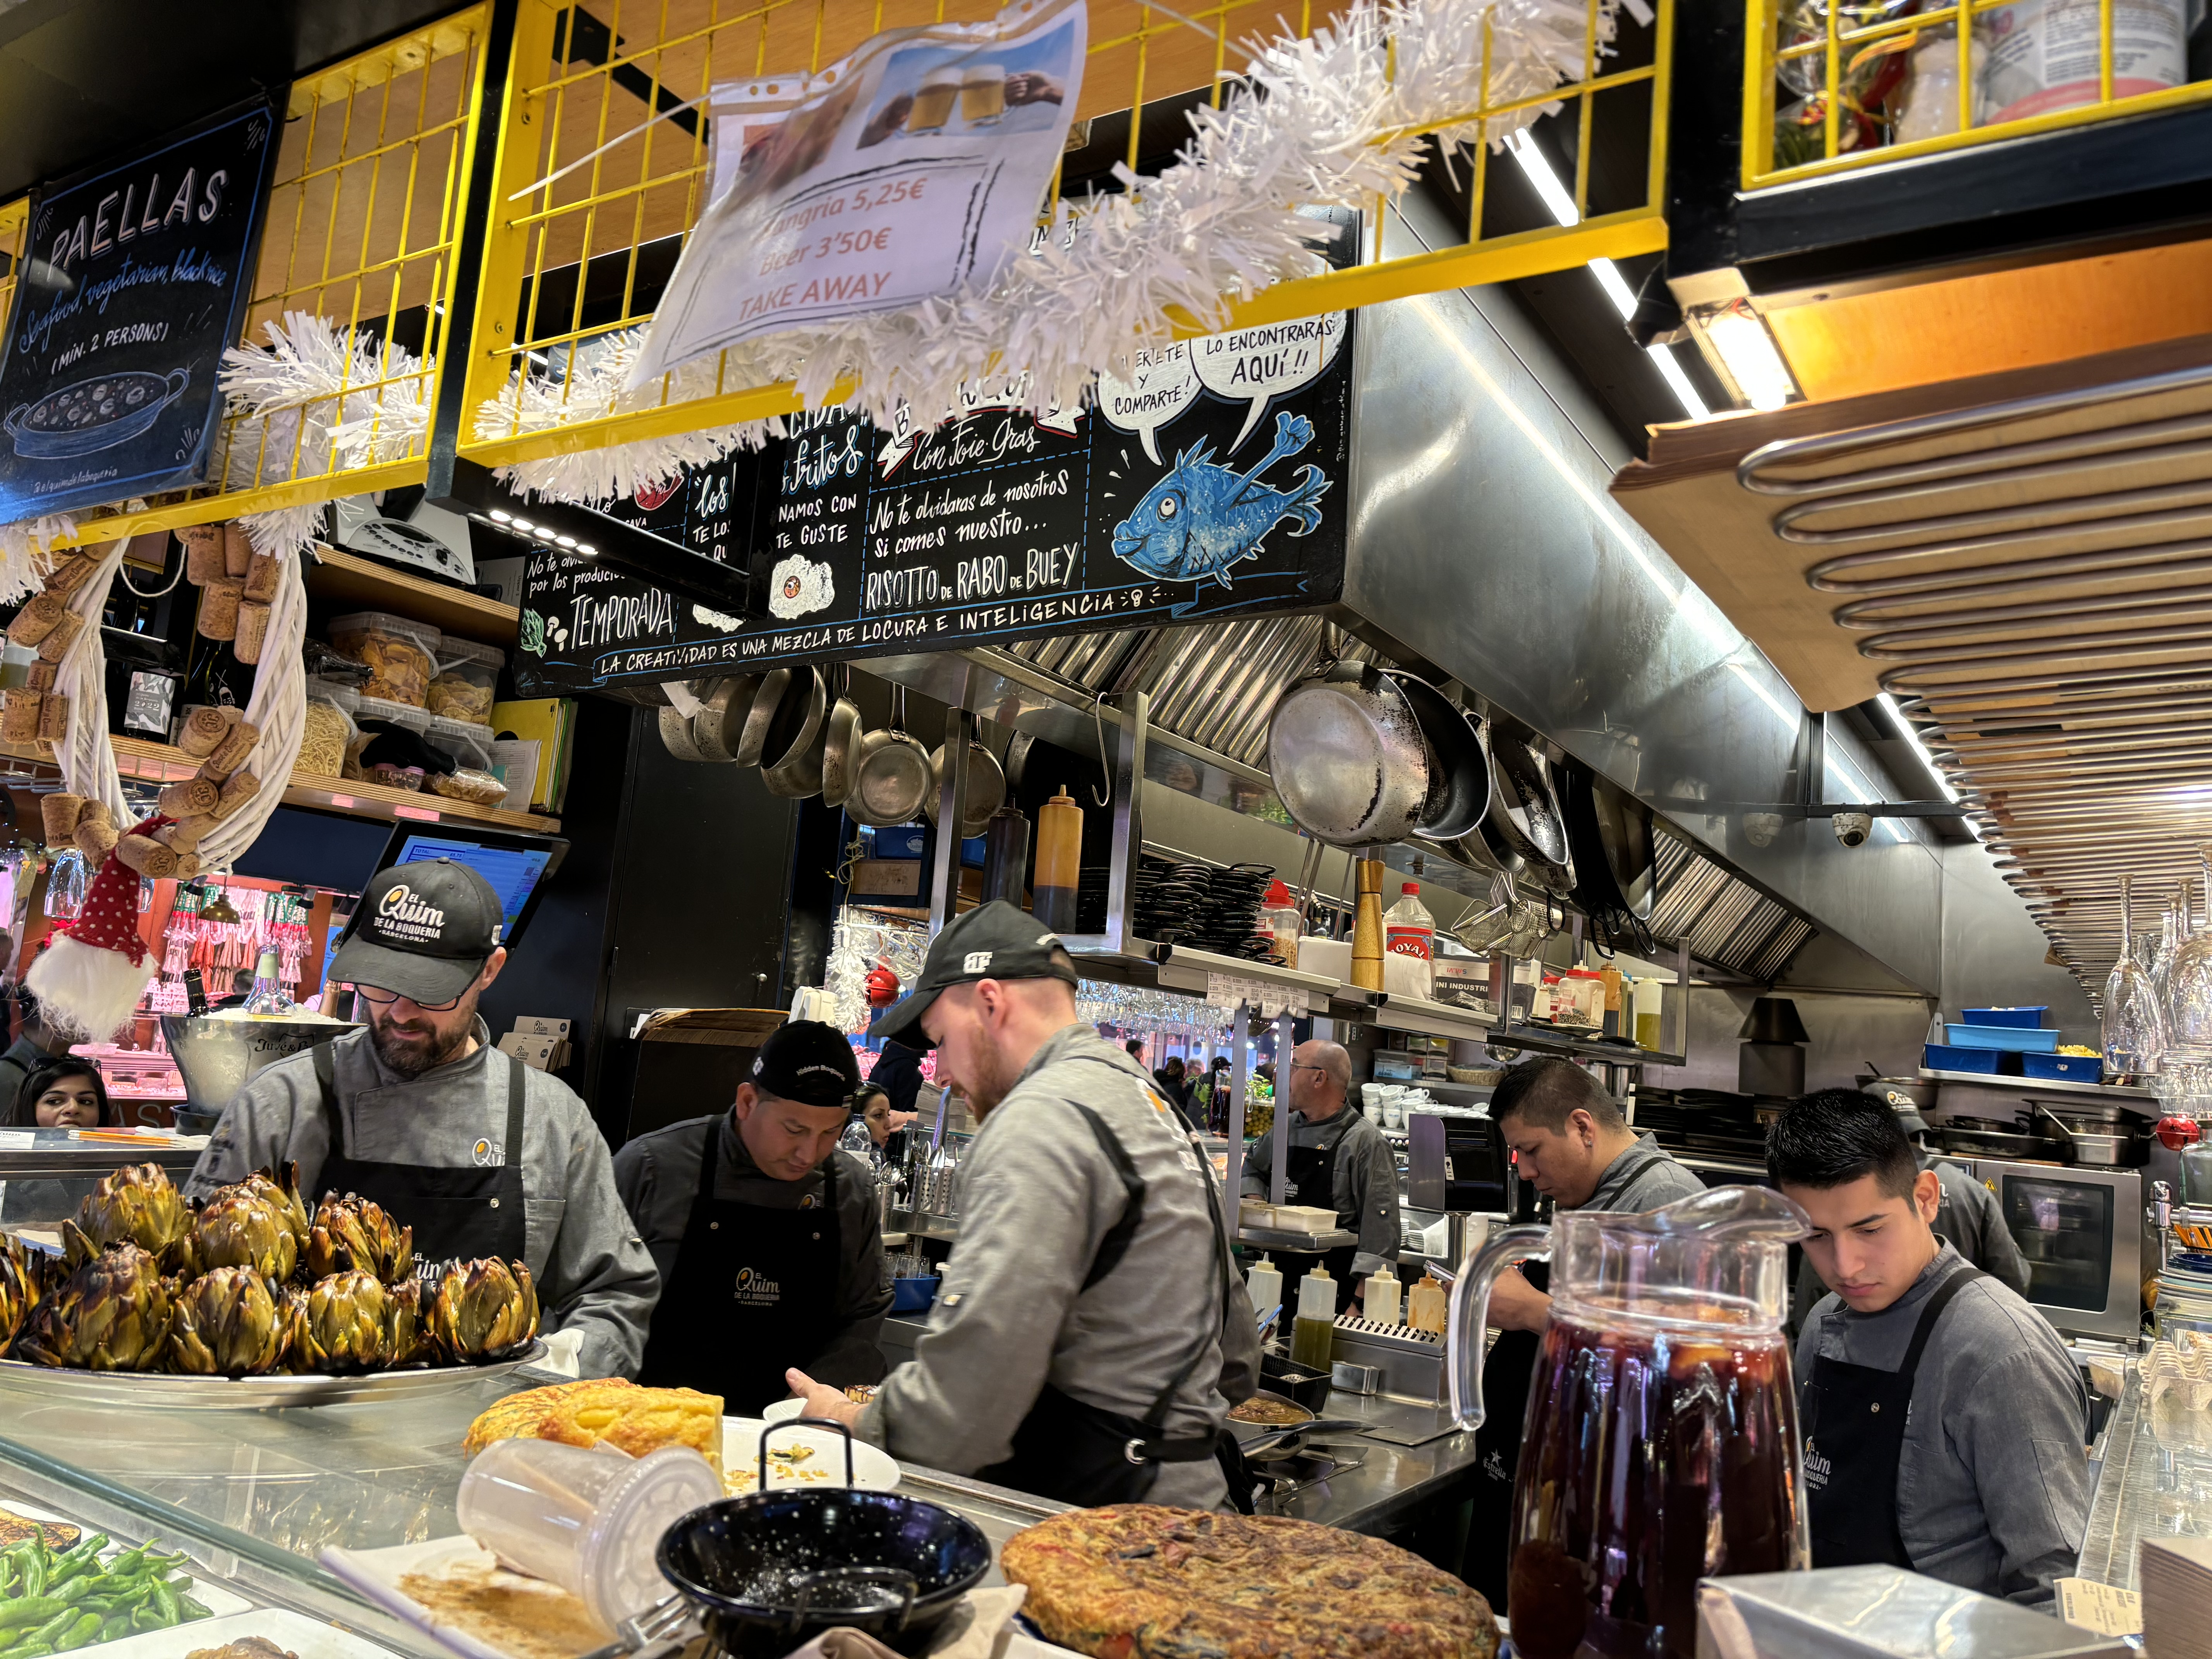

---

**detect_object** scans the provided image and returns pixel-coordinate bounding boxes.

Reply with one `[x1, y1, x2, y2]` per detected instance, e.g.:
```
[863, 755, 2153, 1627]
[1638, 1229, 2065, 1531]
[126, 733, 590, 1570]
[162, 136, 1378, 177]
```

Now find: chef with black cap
[613, 1020, 892, 1414]
[188, 859, 660, 1380]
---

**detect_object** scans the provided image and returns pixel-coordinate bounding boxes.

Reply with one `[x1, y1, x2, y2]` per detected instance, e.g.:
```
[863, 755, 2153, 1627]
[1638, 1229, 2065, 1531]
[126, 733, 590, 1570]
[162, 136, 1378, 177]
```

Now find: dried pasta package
[328, 611, 440, 708]
[292, 696, 355, 780]
[427, 639, 505, 724]
[432, 769, 510, 806]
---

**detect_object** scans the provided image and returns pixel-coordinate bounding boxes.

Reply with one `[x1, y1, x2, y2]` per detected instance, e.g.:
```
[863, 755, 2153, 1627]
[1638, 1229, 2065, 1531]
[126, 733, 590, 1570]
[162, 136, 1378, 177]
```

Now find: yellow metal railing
[0, 199, 26, 353]
[461, 0, 1669, 467]
[1744, 0, 2212, 187]
[58, 7, 494, 547]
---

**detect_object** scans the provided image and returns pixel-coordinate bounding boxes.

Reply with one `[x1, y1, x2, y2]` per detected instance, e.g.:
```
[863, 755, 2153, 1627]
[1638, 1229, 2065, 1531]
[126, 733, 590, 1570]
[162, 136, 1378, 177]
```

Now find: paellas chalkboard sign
[0, 98, 279, 522]
[515, 309, 1353, 693]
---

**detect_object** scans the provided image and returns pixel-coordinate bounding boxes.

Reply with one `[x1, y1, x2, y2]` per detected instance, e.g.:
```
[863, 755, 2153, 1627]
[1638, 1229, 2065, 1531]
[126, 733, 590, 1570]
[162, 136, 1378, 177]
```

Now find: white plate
[0, 1502, 253, 1644]
[720, 1415, 899, 1493]
[82, 1608, 400, 1659]
[0, 1345, 548, 1411]
[323, 1538, 586, 1659]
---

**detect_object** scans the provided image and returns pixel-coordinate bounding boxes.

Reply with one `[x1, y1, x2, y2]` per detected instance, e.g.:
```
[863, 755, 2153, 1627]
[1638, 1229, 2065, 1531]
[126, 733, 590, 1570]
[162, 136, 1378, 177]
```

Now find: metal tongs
[572, 1595, 695, 1659]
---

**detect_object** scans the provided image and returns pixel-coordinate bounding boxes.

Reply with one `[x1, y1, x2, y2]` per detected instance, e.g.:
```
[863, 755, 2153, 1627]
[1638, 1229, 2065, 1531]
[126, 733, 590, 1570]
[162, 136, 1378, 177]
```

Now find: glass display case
[0, 1363, 1061, 1659]
[0, 1131, 204, 1229]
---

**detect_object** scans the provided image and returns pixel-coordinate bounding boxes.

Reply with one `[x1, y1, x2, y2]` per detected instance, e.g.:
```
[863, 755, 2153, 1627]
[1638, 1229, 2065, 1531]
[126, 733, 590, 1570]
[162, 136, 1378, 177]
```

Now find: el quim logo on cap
[377, 883, 448, 944]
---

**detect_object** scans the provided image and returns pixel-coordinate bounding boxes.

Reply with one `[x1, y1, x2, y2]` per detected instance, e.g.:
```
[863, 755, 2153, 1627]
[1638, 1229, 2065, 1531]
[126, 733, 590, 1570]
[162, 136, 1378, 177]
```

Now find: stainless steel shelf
[1237, 1225, 1359, 1254]
[1919, 1068, 2156, 1103]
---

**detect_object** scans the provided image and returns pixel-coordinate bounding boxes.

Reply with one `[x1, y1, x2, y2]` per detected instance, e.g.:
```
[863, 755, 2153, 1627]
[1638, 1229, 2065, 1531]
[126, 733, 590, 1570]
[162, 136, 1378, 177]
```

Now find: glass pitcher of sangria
[1446, 1185, 1811, 1659]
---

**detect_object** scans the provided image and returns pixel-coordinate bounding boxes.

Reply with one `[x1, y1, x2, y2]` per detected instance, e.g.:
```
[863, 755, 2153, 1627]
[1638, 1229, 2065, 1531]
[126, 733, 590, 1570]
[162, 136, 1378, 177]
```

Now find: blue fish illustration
[1110, 410, 1331, 589]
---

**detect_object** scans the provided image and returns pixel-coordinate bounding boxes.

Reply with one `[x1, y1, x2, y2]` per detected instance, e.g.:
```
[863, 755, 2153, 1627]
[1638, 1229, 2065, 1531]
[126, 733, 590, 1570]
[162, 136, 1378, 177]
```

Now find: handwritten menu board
[515, 308, 1355, 694]
[0, 99, 278, 522]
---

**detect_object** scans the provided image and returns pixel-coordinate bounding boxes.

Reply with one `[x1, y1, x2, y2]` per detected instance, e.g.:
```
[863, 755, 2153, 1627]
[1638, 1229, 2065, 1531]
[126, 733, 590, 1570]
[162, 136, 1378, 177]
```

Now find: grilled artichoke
[72, 1162, 191, 1268]
[0, 1233, 41, 1357]
[236, 1163, 310, 1255]
[295, 1270, 418, 1372]
[429, 1258, 539, 1363]
[191, 1187, 300, 1283]
[169, 1267, 291, 1376]
[15, 1243, 173, 1370]
[305, 1192, 414, 1286]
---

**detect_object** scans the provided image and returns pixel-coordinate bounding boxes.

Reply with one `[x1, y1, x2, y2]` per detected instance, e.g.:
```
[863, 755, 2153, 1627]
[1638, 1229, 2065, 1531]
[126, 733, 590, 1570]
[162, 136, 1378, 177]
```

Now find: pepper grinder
[1351, 858, 1385, 991]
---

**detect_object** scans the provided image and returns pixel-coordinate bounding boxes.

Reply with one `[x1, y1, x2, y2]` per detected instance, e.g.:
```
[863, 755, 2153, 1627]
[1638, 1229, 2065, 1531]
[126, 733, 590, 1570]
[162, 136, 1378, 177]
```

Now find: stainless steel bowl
[161, 1015, 361, 1132]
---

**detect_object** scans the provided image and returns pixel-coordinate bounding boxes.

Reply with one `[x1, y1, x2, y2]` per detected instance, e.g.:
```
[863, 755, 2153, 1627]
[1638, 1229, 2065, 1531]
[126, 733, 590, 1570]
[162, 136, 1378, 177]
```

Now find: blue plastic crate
[2021, 1051, 2103, 1082]
[1925, 1043, 2015, 1075]
[1962, 1006, 2048, 1029]
[891, 1274, 940, 1314]
[1944, 1024, 2061, 1053]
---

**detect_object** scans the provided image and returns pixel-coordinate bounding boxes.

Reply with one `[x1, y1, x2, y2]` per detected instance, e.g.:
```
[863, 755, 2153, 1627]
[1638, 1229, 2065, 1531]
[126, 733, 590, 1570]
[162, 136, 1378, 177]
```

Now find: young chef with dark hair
[1463, 1056, 1707, 1607]
[783, 902, 1258, 1508]
[1768, 1090, 2089, 1604]
[614, 1020, 891, 1414]
[189, 859, 659, 1380]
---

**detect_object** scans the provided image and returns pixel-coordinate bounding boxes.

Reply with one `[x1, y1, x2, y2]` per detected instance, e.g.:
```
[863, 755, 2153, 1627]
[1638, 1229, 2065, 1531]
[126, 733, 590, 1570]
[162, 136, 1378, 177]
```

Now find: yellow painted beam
[50, 462, 432, 549]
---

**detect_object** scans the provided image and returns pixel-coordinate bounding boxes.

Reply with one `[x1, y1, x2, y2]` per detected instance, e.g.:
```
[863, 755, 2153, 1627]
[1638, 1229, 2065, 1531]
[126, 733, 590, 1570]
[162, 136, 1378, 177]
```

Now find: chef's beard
[369, 1009, 474, 1078]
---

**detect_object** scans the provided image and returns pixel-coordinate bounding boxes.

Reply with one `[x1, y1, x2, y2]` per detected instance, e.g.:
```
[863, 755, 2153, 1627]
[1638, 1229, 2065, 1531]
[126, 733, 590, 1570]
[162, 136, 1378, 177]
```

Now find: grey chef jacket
[856, 1022, 1251, 1509]
[1240, 1105, 1401, 1280]
[188, 1020, 659, 1381]
[1581, 1131, 1707, 1212]
[1796, 1240, 2090, 1604]
[613, 1113, 893, 1388]
[1791, 1152, 2030, 1331]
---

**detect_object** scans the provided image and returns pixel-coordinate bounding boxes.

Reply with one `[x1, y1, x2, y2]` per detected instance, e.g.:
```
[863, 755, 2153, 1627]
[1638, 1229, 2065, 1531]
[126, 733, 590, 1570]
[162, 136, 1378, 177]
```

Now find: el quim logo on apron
[472, 1137, 504, 1166]
[734, 1267, 784, 1306]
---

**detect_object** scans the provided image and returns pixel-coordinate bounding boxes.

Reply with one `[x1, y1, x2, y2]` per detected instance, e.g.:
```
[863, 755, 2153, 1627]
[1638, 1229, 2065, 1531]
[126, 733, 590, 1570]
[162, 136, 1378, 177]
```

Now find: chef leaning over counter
[787, 901, 1259, 1508]
[187, 858, 659, 1381]
[1771, 1089, 2090, 1605]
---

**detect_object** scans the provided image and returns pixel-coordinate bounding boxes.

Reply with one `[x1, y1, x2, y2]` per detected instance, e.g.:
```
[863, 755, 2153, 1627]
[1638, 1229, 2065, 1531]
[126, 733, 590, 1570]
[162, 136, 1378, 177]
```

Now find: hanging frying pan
[694, 674, 765, 764]
[819, 668, 863, 806]
[660, 706, 711, 762]
[1558, 765, 1652, 953]
[743, 666, 826, 773]
[924, 739, 1006, 838]
[847, 685, 934, 828]
[1379, 671, 1490, 843]
[1592, 773, 1657, 922]
[1487, 730, 1573, 883]
[1266, 663, 1432, 848]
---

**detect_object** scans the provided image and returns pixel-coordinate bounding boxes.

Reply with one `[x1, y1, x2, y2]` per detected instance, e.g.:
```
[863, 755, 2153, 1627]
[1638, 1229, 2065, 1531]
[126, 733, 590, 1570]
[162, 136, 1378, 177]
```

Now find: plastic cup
[457, 1439, 725, 1630]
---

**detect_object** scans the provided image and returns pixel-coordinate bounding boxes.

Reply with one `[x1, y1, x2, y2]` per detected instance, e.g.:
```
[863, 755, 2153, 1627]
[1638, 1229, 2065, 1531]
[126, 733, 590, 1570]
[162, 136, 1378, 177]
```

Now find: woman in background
[12, 1059, 115, 1130]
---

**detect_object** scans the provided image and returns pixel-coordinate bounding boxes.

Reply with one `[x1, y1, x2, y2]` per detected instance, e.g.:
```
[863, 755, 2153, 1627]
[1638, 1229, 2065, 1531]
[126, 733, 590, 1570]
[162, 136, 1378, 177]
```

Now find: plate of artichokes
[0, 1163, 546, 1408]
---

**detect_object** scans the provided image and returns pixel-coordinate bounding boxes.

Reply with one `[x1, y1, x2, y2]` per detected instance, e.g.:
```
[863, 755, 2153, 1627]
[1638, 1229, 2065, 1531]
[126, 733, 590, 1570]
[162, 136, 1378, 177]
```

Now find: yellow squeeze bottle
[1289, 1266, 1337, 1370]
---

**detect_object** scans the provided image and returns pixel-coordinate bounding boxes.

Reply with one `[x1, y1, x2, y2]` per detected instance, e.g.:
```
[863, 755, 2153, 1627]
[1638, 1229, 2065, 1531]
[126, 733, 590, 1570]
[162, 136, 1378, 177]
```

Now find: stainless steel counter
[2078, 1365, 2212, 1589]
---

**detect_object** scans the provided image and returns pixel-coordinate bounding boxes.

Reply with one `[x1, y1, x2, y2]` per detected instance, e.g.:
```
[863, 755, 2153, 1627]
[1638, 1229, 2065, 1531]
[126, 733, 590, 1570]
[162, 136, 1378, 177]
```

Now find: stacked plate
[1132, 858, 1278, 960]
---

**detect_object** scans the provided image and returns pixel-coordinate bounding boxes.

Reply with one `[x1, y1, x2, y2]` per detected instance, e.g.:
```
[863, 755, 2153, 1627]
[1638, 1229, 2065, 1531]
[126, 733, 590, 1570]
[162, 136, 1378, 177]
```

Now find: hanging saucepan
[846, 685, 934, 829]
[1592, 772, 1657, 922]
[923, 739, 1006, 838]
[763, 710, 829, 799]
[1266, 663, 1431, 848]
[1379, 671, 1490, 843]
[1487, 730, 1574, 891]
[750, 666, 826, 779]
[819, 668, 863, 806]
[694, 674, 765, 764]
[659, 705, 711, 762]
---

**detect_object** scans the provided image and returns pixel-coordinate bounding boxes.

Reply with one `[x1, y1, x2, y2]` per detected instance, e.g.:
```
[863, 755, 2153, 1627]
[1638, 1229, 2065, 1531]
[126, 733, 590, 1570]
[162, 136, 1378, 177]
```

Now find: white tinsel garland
[0, 517, 77, 610]
[482, 0, 1610, 504]
[216, 312, 434, 491]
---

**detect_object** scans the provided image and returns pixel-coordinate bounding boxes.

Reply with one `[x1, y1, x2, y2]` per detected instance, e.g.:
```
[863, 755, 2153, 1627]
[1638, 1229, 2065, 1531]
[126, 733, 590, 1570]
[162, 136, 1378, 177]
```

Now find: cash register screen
[385, 830, 564, 947]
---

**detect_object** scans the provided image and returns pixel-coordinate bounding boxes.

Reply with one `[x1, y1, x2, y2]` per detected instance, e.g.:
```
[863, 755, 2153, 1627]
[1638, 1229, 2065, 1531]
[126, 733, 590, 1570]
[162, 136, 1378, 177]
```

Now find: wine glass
[2167, 859, 2212, 1078]
[2104, 874, 2166, 1078]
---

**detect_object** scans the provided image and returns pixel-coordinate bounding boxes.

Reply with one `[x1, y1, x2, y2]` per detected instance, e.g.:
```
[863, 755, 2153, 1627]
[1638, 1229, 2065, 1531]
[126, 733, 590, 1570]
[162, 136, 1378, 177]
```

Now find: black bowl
[659, 1490, 991, 1658]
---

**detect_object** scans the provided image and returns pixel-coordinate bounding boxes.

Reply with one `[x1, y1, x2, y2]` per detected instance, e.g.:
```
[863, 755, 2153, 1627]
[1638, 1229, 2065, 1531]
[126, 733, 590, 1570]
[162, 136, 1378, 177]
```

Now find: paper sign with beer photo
[634, 0, 1085, 383]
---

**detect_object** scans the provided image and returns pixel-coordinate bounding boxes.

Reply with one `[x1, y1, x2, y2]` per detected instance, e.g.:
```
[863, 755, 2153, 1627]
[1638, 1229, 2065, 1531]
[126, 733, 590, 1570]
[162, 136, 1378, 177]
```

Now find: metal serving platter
[0, 1340, 546, 1410]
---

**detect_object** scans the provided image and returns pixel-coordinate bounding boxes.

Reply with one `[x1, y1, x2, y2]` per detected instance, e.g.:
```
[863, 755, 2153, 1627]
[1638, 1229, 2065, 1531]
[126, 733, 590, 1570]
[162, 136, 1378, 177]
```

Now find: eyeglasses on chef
[354, 984, 467, 1012]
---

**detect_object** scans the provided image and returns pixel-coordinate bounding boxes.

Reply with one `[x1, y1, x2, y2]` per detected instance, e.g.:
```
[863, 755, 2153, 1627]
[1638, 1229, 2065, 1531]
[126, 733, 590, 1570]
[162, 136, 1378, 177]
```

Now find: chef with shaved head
[1240, 1037, 1400, 1313]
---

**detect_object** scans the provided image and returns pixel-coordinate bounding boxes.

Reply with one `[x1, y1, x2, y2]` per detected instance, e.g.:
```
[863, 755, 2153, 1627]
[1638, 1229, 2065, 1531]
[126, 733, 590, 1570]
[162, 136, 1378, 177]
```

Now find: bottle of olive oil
[1289, 1265, 1337, 1370]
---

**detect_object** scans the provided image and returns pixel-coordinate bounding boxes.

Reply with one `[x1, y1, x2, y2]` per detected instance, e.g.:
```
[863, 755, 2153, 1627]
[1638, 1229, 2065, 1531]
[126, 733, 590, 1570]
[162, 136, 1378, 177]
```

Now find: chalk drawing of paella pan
[5, 368, 189, 459]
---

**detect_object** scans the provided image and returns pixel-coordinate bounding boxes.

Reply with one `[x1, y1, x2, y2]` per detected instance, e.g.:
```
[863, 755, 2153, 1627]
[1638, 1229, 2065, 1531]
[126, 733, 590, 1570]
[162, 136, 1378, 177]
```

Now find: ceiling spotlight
[511, 518, 535, 534]
[575, 544, 596, 556]
[555, 534, 577, 547]
[489, 508, 512, 523]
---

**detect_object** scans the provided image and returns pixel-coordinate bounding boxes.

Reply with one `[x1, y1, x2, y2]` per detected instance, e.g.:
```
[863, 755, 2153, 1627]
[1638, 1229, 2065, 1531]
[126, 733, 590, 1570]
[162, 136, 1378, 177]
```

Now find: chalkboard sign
[0, 98, 279, 522]
[515, 309, 1355, 694]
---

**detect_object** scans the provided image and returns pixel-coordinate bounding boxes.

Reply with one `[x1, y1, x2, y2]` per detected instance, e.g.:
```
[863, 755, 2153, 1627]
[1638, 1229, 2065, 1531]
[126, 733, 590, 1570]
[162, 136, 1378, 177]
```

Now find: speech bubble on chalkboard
[1193, 314, 1348, 453]
[1097, 343, 1200, 465]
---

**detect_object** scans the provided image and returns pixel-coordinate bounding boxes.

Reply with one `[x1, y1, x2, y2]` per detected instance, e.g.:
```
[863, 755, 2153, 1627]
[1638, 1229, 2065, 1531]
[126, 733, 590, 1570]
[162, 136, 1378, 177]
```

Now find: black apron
[977, 1064, 1237, 1508]
[311, 1044, 529, 1280]
[635, 1118, 846, 1415]
[1274, 1121, 1360, 1317]
[1803, 1267, 1987, 1569]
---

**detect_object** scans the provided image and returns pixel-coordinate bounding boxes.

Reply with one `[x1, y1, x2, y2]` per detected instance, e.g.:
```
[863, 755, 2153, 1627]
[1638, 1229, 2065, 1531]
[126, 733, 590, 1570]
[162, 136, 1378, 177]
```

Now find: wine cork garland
[222, 523, 252, 580]
[74, 813, 118, 860]
[243, 553, 279, 603]
[3, 689, 64, 748]
[197, 579, 243, 641]
[43, 555, 99, 598]
[36, 693, 67, 743]
[201, 718, 259, 780]
[182, 526, 225, 585]
[115, 834, 175, 878]
[158, 778, 219, 818]
[177, 705, 233, 758]
[213, 769, 259, 820]
[26, 661, 56, 692]
[7, 592, 65, 646]
[40, 792, 83, 846]
[235, 600, 271, 663]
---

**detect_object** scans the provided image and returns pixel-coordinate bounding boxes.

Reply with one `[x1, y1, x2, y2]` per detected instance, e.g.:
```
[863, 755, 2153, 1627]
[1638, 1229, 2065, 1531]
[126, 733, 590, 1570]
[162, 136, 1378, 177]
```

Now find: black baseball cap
[330, 859, 503, 1007]
[750, 1019, 862, 1108]
[867, 901, 1078, 1049]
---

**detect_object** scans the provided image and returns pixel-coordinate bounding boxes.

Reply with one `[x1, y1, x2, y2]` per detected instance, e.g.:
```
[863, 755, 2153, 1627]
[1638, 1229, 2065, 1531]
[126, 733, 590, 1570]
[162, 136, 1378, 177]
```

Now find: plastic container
[1633, 977, 1664, 1051]
[890, 1274, 940, 1313]
[1962, 1006, 2049, 1028]
[456, 1439, 724, 1630]
[1405, 1274, 1448, 1335]
[1260, 879, 1301, 969]
[302, 676, 362, 715]
[1364, 1264, 1401, 1327]
[1033, 787, 1082, 933]
[426, 714, 495, 771]
[427, 638, 505, 725]
[1924, 1042, 2014, 1075]
[353, 694, 431, 736]
[2022, 1052, 2104, 1082]
[1246, 1256, 1282, 1323]
[1290, 1266, 1336, 1370]
[1943, 1023, 2060, 1053]
[1383, 882, 1435, 997]
[328, 611, 441, 708]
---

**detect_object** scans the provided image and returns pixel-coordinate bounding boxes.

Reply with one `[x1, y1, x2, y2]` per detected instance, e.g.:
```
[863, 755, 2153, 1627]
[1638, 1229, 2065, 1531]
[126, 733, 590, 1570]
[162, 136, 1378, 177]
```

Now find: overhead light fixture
[555, 534, 577, 547]
[489, 508, 512, 523]
[1506, 131, 1708, 422]
[1703, 307, 1797, 412]
[511, 518, 535, 535]
[575, 543, 597, 556]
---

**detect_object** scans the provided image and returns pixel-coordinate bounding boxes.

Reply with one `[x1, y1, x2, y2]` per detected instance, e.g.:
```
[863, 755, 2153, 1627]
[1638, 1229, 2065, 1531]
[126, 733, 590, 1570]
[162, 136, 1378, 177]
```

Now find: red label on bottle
[1386, 926, 1433, 960]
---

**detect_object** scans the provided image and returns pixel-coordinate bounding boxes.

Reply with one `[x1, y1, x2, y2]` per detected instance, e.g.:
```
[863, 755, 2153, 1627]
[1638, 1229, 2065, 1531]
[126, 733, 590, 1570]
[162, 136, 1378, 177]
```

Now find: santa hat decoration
[27, 814, 167, 1039]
